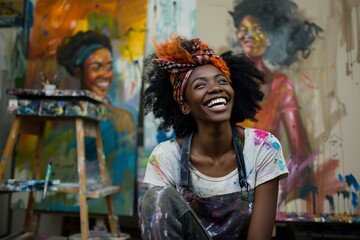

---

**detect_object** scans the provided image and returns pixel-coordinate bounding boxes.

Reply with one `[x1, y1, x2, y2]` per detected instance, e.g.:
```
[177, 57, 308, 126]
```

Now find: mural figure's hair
[144, 36, 264, 137]
[229, 0, 323, 67]
[57, 30, 112, 76]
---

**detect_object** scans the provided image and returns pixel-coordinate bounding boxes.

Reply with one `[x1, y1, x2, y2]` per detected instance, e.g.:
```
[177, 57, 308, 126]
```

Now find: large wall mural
[138, 0, 360, 220]
[12, 0, 147, 215]
[220, 0, 359, 217]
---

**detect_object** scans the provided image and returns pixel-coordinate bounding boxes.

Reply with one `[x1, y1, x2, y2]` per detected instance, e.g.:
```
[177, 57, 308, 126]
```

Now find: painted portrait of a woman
[230, 0, 323, 211]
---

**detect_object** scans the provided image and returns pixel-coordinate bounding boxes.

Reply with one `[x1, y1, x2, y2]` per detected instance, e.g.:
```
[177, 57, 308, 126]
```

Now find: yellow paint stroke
[28, 0, 147, 59]
[26, 0, 148, 86]
[149, 155, 167, 182]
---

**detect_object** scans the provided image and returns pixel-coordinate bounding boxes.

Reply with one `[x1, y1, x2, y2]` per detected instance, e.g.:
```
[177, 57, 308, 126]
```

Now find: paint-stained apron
[180, 126, 254, 239]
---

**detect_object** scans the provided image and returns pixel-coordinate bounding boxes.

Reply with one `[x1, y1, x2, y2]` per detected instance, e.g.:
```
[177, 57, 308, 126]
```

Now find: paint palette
[6, 88, 107, 121]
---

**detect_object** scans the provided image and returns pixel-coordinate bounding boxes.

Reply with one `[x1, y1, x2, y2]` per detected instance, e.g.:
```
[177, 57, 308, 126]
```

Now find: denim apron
[179, 126, 254, 239]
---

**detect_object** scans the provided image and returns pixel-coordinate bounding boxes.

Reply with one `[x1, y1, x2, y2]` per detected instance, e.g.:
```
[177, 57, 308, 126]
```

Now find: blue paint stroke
[345, 174, 360, 191]
[248, 168, 253, 176]
[341, 190, 350, 199]
[338, 174, 344, 182]
[276, 159, 285, 171]
[325, 195, 334, 209]
[351, 192, 358, 208]
[272, 141, 281, 150]
[300, 178, 317, 199]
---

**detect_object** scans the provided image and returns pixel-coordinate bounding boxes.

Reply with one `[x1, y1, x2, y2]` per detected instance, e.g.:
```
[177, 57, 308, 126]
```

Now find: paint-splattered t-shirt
[143, 127, 289, 197]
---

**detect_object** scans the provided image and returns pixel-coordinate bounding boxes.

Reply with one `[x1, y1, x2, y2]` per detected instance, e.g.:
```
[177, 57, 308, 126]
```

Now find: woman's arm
[247, 178, 279, 240]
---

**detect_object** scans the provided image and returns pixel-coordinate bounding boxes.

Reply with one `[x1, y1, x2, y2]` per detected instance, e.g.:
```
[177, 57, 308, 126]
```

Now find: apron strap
[231, 126, 249, 189]
[180, 126, 248, 189]
[180, 132, 193, 188]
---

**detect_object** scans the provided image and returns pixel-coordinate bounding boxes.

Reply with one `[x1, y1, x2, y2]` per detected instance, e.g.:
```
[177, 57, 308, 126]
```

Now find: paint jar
[43, 84, 56, 95]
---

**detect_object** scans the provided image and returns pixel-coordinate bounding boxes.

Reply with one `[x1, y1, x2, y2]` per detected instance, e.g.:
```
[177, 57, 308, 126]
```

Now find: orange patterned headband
[153, 37, 230, 104]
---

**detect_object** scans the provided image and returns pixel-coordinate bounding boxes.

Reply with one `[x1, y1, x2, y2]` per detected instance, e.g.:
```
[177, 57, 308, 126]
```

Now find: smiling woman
[139, 36, 289, 239]
[56, 30, 134, 133]
[79, 47, 114, 97]
[57, 31, 114, 98]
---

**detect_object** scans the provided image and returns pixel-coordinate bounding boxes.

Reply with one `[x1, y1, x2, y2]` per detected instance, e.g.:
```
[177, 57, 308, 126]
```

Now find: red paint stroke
[300, 70, 316, 89]
[313, 159, 346, 213]
[279, 154, 346, 214]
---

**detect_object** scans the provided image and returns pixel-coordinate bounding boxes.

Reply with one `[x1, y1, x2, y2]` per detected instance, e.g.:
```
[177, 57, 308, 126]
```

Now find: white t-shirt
[143, 127, 289, 197]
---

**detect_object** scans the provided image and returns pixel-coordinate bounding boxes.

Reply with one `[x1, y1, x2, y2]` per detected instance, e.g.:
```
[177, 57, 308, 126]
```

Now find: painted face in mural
[237, 15, 268, 57]
[80, 48, 114, 97]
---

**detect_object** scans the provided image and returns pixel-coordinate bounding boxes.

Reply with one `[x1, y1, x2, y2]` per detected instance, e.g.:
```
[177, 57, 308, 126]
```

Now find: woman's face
[237, 15, 268, 57]
[183, 64, 234, 124]
[81, 48, 114, 97]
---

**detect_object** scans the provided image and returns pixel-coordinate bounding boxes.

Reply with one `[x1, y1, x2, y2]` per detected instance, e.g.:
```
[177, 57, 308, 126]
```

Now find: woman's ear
[180, 103, 190, 115]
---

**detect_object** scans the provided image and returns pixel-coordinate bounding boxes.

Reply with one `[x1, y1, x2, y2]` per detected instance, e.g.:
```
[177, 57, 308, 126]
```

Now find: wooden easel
[0, 89, 120, 240]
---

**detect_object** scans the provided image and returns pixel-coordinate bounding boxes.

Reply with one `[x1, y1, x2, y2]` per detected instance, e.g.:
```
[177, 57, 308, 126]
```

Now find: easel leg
[106, 195, 119, 234]
[0, 117, 21, 184]
[75, 118, 89, 240]
[24, 192, 41, 233]
[94, 123, 119, 235]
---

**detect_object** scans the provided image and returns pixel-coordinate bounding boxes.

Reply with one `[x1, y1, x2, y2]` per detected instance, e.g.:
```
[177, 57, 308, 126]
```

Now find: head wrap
[152, 37, 230, 104]
[72, 43, 104, 68]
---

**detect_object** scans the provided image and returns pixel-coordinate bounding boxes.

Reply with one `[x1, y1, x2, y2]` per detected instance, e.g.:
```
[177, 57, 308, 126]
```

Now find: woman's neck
[193, 123, 233, 158]
[189, 123, 243, 177]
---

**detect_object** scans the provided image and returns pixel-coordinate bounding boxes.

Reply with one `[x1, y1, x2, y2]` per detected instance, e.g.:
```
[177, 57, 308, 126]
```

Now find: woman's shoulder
[244, 127, 281, 145]
[273, 72, 295, 89]
[151, 138, 181, 155]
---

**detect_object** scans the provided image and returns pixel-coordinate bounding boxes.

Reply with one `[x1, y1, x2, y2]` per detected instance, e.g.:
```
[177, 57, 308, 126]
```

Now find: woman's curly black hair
[229, 0, 323, 67]
[144, 37, 264, 137]
[57, 30, 112, 76]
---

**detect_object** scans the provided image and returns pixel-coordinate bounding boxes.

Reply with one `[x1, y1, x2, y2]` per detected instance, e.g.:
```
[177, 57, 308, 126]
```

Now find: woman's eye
[90, 63, 101, 71]
[194, 83, 205, 89]
[255, 27, 262, 33]
[218, 79, 228, 84]
[106, 64, 113, 71]
[238, 27, 247, 33]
